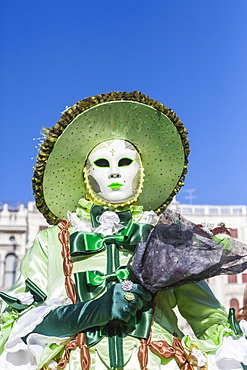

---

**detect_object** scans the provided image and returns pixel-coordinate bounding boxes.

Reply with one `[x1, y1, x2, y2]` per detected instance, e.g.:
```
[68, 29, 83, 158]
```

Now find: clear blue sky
[0, 0, 246, 206]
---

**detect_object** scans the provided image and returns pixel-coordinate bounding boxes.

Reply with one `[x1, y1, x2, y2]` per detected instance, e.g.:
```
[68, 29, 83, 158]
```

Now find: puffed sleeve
[0, 227, 71, 369]
[175, 280, 233, 342]
[174, 281, 247, 368]
[0, 229, 49, 353]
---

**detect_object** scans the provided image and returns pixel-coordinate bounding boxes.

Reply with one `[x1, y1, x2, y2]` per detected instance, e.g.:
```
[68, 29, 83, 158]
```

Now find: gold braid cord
[138, 335, 151, 370]
[137, 295, 206, 370]
[56, 219, 91, 370]
[58, 219, 76, 303]
[139, 333, 207, 370]
[149, 335, 194, 370]
[137, 294, 158, 370]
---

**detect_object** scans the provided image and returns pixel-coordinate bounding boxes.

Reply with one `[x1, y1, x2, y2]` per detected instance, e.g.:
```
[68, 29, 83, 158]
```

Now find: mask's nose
[109, 160, 121, 179]
[109, 173, 121, 179]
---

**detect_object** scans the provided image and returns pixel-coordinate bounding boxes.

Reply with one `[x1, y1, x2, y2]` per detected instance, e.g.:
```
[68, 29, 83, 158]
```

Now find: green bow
[70, 204, 153, 257]
[0, 278, 47, 311]
[70, 222, 153, 258]
[75, 267, 130, 302]
[85, 306, 154, 348]
[90, 204, 132, 228]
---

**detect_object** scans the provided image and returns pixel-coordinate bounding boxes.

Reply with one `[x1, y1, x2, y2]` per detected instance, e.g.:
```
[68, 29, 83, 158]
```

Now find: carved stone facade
[0, 202, 48, 291]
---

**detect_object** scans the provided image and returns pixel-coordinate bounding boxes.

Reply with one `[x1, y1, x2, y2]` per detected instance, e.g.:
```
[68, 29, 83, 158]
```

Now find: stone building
[0, 202, 48, 291]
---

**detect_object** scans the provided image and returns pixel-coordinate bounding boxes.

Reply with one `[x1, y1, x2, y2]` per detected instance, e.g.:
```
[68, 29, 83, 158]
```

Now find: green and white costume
[1, 203, 246, 370]
[1, 91, 247, 369]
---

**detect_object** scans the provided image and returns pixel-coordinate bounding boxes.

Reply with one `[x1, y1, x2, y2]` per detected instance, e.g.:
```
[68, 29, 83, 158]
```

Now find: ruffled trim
[139, 210, 159, 225]
[68, 202, 155, 233]
[0, 297, 71, 369]
[67, 211, 92, 232]
[182, 325, 233, 355]
[4, 297, 71, 353]
[0, 334, 68, 370]
[27, 334, 68, 370]
[1, 297, 71, 368]
[207, 335, 247, 369]
[239, 319, 247, 336]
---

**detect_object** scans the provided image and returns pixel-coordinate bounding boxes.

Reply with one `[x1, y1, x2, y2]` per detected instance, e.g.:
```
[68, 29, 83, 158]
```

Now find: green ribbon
[90, 204, 132, 228]
[76, 198, 94, 220]
[75, 267, 130, 302]
[70, 222, 153, 258]
[85, 268, 130, 286]
[0, 278, 47, 311]
[71, 204, 154, 366]
[228, 307, 243, 335]
[85, 307, 154, 348]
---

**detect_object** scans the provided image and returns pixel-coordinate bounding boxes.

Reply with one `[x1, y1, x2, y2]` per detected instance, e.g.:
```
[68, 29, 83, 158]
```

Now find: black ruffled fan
[129, 211, 247, 294]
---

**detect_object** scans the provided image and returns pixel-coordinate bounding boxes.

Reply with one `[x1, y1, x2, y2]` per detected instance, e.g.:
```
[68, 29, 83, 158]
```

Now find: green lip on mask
[108, 183, 124, 190]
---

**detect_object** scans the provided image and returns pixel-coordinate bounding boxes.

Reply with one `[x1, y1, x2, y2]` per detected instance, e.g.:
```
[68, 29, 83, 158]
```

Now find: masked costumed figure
[1, 91, 247, 370]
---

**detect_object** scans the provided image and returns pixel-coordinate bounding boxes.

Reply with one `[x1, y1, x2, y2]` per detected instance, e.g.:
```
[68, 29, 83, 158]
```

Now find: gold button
[124, 292, 135, 301]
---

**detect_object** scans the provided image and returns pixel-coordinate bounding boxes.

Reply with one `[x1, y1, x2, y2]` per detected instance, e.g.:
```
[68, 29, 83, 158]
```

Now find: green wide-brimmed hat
[33, 91, 189, 225]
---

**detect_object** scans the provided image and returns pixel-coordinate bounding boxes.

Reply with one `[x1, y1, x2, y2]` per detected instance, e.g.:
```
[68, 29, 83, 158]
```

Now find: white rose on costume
[191, 347, 207, 367]
[47, 361, 58, 370]
[16, 291, 34, 305]
[94, 211, 124, 236]
[67, 211, 92, 232]
[140, 211, 159, 225]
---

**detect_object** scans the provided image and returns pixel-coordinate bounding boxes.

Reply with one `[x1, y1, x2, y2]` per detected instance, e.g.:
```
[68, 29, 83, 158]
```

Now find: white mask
[85, 139, 142, 203]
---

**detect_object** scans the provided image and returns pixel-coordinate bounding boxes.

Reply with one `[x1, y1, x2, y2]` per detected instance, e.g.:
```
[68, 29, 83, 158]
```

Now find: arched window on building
[230, 298, 240, 312]
[4, 253, 17, 289]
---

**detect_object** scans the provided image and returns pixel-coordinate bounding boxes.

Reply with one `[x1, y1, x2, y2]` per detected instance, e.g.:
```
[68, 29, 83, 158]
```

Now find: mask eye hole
[94, 158, 110, 167]
[118, 158, 133, 167]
